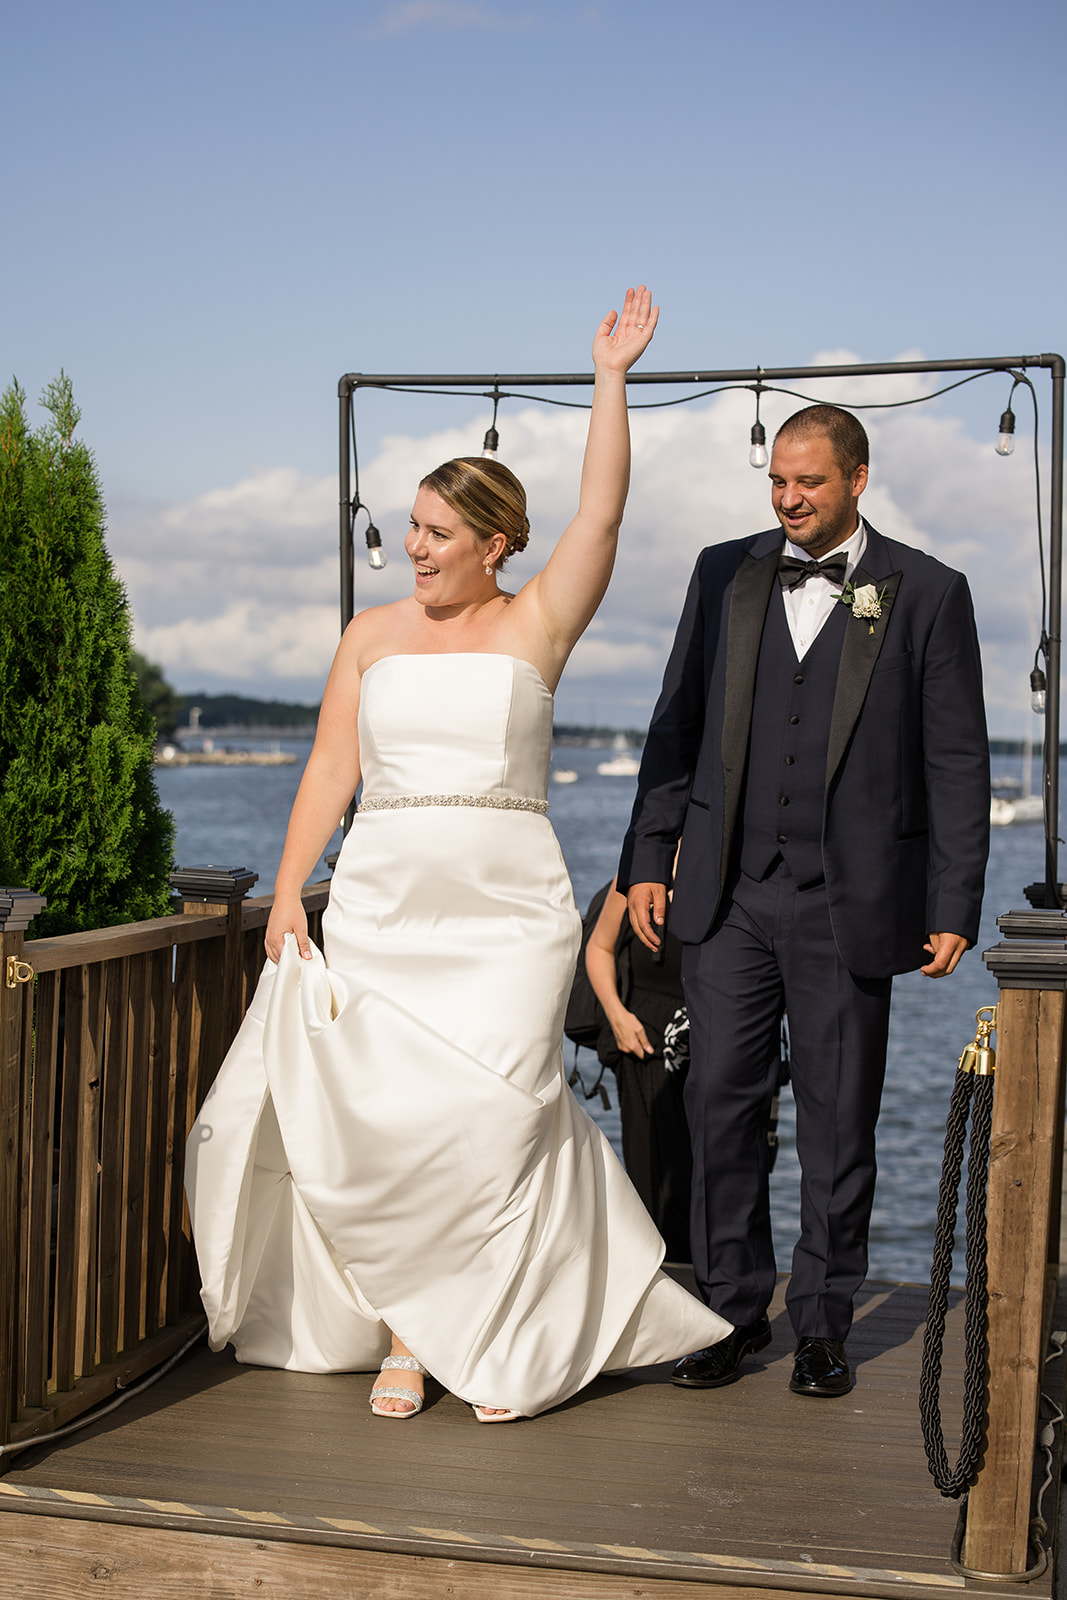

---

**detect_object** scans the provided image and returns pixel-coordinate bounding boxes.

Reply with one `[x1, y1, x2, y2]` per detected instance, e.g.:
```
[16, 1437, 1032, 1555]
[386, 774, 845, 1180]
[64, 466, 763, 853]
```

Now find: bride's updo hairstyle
[419, 458, 531, 568]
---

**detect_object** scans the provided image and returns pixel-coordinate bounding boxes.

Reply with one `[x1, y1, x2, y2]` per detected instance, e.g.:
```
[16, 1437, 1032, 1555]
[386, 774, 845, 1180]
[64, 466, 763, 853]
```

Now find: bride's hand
[592, 285, 658, 374]
[265, 897, 311, 964]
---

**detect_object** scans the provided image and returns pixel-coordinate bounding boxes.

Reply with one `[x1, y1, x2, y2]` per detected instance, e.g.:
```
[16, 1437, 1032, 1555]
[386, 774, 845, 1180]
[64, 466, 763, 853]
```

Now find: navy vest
[739, 593, 848, 886]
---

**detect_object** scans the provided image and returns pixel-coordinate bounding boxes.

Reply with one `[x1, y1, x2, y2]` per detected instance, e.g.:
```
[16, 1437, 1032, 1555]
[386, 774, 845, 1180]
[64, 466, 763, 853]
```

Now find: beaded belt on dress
[357, 793, 548, 815]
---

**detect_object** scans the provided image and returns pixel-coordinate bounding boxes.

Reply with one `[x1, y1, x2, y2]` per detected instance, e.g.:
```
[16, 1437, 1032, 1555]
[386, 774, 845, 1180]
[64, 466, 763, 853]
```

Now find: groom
[619, 404, 989, 1397]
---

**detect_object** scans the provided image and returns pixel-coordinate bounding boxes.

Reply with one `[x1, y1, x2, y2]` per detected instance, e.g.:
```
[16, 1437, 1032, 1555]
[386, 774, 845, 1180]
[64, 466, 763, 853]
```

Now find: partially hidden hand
[610, 1009, 653, 1058]
[592, 284, 659, 374]
[627, 882, 666, 952]
[265, 898, 312, 964]
[921, 931, 970, 978]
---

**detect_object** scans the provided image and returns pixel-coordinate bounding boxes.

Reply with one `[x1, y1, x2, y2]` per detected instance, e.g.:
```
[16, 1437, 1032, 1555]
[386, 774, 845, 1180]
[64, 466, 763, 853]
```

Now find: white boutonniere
[835, 580, 890, 635]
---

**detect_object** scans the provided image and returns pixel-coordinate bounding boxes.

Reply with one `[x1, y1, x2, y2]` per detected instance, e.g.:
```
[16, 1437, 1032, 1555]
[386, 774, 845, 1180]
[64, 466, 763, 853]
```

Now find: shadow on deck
[3, 1273, 1052, 1600]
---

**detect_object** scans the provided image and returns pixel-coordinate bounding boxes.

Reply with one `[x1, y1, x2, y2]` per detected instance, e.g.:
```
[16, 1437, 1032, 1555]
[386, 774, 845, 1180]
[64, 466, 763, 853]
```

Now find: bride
[185, 287, 732, 1421]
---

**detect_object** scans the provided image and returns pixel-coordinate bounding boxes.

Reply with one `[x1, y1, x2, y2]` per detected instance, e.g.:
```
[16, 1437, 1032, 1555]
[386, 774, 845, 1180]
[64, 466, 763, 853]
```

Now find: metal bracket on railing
[5, 956, 34, 989]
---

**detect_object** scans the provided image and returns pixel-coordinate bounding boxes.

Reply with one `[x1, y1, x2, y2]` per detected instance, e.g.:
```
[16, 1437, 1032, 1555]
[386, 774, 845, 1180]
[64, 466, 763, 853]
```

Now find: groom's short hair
[774, 405, 869, 478]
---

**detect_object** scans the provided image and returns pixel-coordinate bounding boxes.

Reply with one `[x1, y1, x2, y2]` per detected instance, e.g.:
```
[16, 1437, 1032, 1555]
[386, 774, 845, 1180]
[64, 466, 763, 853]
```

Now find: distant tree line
[126, 665, 320, 736]
[176, 692, 320, 730]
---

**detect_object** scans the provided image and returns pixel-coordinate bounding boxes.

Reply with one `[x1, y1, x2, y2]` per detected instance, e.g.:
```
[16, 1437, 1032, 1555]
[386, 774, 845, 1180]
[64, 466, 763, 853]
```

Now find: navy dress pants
[681, 862, 892, 1342]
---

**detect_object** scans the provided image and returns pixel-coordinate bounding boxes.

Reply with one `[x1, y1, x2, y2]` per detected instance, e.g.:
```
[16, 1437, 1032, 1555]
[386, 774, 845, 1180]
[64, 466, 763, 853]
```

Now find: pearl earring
[485, 564, 493, 576]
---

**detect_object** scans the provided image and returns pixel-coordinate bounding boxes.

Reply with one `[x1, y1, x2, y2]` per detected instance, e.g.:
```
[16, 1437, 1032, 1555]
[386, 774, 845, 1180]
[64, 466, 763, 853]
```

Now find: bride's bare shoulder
[340, 598, 420, 675]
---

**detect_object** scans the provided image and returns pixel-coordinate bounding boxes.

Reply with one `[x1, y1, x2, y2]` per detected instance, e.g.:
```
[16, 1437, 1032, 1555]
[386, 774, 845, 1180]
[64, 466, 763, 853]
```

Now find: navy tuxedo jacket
[618, 523, 990, 978]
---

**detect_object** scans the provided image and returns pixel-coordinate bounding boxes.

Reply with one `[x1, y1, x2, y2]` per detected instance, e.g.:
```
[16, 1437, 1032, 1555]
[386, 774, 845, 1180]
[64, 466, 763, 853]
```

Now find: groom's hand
[627, 882, 667, 951]
[921, 931, 970, 978]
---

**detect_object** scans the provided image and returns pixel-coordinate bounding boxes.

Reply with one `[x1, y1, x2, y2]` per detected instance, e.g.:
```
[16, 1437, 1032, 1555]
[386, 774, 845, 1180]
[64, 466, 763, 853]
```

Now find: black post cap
[0, 888, 48, 932]
[169, 866, 259, 903]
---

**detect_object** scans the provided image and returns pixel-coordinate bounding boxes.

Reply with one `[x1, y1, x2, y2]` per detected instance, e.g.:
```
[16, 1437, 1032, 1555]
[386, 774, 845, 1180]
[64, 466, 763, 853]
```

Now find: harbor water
[157, 741, 1046, 1288]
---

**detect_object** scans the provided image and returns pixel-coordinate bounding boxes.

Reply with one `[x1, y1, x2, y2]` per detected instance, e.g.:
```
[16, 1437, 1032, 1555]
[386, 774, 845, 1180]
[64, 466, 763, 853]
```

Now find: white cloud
[107, 363, 1050, 732]
[136, 602, 340, 689]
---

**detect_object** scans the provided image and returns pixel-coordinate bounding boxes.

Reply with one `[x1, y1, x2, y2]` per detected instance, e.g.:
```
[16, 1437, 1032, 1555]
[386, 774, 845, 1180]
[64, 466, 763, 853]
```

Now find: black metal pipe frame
[339, 353, 1065, 891]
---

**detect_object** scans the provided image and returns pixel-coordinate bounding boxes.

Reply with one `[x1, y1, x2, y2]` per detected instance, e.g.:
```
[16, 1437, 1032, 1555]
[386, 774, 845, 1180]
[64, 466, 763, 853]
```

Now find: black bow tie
[777, 552, 849, 591]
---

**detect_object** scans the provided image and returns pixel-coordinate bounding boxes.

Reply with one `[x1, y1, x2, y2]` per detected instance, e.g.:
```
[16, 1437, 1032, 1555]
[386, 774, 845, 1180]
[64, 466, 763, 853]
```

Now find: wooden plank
[96, 959, 130, 1367]
[0, 930, 26, 1444]
[963, 988, 1066, 1575]
[144, 947, 172, 1338]
[121, 954, 151, 1353]
[0, 1510, 785, 1600]
[19, 971, 60, 1413]
[180, 934, 228, 1311]
[52, 967, 83, 1395]
[165, 945, 199, 1326]
[72, 964, 105, 1381]
[15, 964, 35, 1407]
[25, 914, 228, 974]
[239, 925, 263, 1020]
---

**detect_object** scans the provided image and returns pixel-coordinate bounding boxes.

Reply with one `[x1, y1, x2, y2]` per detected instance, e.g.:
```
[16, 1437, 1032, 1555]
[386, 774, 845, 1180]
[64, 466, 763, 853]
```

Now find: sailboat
[990, 729, 1043, 825]
[597, 732, 641, 777]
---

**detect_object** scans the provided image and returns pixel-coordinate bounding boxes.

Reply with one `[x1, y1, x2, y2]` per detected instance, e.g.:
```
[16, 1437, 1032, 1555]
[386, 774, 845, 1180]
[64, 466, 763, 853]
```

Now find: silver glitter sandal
[370, 1355, 429, 1419]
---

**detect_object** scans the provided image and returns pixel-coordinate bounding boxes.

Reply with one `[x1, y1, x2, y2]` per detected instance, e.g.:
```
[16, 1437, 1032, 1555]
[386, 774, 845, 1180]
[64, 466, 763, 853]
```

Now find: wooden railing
[0, 871, 330, 1457]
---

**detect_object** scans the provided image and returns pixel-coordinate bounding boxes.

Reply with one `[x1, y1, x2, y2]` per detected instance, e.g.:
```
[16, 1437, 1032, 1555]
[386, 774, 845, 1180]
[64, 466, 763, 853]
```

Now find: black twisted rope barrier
[919, 1061, 995, 1498]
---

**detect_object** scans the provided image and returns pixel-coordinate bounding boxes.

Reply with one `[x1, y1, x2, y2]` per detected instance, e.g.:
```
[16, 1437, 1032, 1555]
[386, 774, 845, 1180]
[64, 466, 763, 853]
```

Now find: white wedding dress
[186, 653, 730, 1416]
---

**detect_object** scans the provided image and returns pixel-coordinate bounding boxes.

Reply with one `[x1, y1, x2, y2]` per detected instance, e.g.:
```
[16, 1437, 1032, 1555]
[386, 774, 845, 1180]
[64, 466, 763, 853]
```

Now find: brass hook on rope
[958, 1006, 997, 1076]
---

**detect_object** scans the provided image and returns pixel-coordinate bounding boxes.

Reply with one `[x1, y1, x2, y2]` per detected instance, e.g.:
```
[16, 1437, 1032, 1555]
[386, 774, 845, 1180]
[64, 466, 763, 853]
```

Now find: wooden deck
[2, 1272, 1059, 1600]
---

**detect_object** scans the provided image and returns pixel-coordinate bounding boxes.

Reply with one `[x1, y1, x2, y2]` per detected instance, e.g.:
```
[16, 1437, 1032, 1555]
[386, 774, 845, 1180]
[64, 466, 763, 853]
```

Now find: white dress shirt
[781, 519, 868, 660]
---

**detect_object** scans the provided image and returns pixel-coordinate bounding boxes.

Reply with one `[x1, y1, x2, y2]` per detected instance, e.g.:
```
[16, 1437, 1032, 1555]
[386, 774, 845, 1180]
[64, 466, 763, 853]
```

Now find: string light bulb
[365, 520, 387, 570]
[1031, 666, 1047, 715]
[482, 388, 501, 458]
[996, 408, 1016, 457]
[748, 382, 768, 468]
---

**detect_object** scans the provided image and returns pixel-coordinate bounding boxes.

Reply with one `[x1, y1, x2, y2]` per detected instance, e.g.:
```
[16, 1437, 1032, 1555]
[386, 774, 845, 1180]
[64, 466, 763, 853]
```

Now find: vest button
[784, 755, 795, 766]
[777, 833, 788, 844]
[778, 795, 789, 806]
[794, 674, 804, 684]
[789, 715, 800, 725]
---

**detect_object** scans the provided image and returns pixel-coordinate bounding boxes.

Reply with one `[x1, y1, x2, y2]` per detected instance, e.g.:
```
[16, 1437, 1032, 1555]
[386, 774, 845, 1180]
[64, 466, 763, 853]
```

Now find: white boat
[990, 793, 1044, 826]
[551, 768, 579, 784]
[990, 733, 1043, 825]
[596, 754, 641, 777]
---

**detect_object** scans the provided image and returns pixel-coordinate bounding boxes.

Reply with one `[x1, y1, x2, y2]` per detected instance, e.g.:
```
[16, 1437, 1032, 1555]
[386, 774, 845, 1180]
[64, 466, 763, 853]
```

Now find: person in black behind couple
[617, 400, 989, 1400]
[570, 875, 787, 1269]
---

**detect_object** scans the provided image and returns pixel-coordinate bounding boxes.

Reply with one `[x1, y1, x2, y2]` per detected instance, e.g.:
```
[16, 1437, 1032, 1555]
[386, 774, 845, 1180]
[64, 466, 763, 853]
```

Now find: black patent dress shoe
[789, 1336, 854, 1396]
[670, 1314, 772, 1388]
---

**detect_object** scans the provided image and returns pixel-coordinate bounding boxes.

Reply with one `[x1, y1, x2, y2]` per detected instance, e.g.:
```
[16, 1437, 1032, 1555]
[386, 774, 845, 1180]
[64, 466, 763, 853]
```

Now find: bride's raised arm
[528, 285, 658, 660]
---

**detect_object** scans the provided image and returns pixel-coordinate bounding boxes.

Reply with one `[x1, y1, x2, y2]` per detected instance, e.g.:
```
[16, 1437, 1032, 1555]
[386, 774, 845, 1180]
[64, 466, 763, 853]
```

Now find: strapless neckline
[362, 653, 552, 695]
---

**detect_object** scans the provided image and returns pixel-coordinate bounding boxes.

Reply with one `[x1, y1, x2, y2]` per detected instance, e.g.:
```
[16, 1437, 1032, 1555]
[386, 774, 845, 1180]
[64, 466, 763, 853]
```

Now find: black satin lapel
[721, 548, 779, 871]
[825, 567, 903, 788]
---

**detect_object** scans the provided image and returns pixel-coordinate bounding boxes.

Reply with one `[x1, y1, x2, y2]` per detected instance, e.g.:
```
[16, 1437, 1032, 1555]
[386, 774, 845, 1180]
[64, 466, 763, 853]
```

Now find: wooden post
[963, 910, 1067, 1575]
[169, 865, 259, 1061]
[0, 889, 47, 1448]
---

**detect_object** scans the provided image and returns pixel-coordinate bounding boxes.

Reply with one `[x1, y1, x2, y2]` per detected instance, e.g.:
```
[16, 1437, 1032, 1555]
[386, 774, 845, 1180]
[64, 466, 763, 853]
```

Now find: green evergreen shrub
[0, 375, 175, 935]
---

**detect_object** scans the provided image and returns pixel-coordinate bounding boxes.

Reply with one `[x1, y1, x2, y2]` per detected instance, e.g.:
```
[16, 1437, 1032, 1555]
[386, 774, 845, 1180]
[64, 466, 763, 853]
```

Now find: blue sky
[6, 0, 1066, 730]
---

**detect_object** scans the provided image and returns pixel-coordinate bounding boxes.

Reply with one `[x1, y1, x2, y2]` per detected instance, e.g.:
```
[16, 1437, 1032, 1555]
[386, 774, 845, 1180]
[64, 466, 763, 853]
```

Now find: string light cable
[348, 395, 386, 568]
[346, 361, 1057, 880]
[360, 365, 1051, 709]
